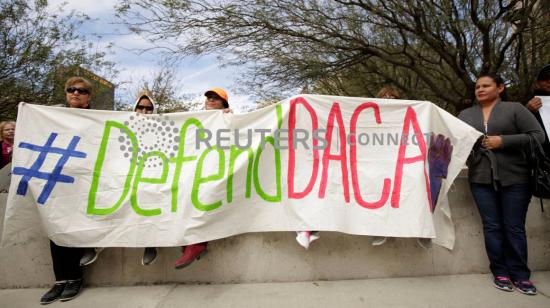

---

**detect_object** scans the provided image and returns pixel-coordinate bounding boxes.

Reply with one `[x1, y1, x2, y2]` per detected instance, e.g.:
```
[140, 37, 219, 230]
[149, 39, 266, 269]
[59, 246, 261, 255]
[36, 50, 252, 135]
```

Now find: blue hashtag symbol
[12, 133, 87, 205]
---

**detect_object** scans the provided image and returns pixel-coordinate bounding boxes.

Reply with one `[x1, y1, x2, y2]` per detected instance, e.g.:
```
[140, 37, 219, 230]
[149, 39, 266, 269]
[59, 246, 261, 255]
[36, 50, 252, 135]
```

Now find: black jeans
[470, 183, 532, 280]
[50, 240, 84, 281]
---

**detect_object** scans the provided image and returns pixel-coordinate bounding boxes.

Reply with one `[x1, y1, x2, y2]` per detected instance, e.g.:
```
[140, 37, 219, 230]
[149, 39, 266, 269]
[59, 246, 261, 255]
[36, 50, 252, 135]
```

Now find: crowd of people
[0, 64, 549, 304]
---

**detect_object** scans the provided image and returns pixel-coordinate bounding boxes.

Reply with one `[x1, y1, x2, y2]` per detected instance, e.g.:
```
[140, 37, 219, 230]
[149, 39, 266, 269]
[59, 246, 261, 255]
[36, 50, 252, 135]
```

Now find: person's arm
[500, 103, 545, 149]
[457, 109, 471, 125]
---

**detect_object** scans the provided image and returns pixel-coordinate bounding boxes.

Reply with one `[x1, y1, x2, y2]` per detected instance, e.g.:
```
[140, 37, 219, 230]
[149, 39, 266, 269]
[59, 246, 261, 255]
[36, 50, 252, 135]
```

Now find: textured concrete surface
[1, 272, 550, 308]
[1, 172, 550, 288]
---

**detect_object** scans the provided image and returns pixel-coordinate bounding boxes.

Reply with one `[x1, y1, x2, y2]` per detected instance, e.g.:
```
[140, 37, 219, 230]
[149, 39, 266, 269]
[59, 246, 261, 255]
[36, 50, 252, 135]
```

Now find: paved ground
[1, 272, 550, 308]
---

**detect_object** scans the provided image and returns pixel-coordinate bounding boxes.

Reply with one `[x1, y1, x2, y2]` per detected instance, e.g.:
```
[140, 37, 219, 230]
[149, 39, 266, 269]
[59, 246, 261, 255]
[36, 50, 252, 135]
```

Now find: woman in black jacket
[458, 74, 544, 295]
[525, 64, 550, 155]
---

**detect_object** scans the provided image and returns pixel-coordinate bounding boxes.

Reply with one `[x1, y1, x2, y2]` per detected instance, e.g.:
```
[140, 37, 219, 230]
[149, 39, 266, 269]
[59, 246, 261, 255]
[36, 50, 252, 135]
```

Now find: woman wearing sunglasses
[133, 92, 157, 115]
[78, 91, 160, 268]
[65, 80, 92, 109]
[133, 91, 159, 265]
[40, 77, 93, 304]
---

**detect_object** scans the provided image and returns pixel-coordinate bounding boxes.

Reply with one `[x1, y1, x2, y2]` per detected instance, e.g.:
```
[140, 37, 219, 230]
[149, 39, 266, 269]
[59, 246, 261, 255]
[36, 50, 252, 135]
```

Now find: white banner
[538, 96, 550, 131]
[1, 95, 481, 248]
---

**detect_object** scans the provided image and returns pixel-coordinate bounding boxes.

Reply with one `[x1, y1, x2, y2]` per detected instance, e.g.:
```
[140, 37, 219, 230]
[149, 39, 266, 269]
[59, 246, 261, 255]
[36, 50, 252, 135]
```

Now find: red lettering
[288, 97, 320, 199]
[318, 103, 350, 202]
[391, 107, 432, 209]
[350, 102, 391, 209]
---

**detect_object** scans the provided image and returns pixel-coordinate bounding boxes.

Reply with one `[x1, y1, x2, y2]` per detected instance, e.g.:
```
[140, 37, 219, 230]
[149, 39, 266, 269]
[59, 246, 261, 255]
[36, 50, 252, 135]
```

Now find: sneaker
[142, 247, 158, 266]
[417, 238, 432, 249]
[40, 282, 66, 305]
[310, 231, 320, 243]
[80, 247, 104, 266]
[59, 279, 83, 302]
[372, 236, 387, 246]
[174, 243, 208, 269]
[514, 280, 537, 295]
[493, 276, 514, 292]
[296, 231, 320, 249]
[296, 231, 310, 249]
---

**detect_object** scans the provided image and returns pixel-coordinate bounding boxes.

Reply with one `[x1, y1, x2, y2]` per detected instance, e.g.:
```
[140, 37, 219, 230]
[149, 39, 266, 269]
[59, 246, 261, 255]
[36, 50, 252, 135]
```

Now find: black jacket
[526, 89, 550, 156]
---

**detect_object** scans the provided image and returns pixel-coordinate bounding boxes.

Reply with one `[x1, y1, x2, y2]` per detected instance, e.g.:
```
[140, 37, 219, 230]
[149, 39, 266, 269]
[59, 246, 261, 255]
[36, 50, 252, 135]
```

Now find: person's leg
[470, 183, 508, 278]
[500, 183, 536, 294]
[500, 184, 531, 279]
[53, 242, 85, 301]
[50, 240, 83, 281]
[41, 241, 84, 304]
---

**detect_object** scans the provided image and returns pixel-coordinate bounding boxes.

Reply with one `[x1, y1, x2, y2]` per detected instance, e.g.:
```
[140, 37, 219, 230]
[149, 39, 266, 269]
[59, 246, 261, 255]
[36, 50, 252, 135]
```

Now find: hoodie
[132, 91, 158, 114]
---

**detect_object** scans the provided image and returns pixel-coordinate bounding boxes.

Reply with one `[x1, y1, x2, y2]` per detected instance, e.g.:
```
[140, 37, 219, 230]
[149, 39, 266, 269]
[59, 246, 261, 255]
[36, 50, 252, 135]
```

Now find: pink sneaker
[174, 242, 208, 269]
[513, 280, 537, 295]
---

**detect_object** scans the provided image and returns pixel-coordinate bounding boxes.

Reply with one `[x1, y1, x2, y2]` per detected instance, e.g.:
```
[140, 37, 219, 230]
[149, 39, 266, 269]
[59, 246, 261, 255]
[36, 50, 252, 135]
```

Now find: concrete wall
[1, 172, 550, 288]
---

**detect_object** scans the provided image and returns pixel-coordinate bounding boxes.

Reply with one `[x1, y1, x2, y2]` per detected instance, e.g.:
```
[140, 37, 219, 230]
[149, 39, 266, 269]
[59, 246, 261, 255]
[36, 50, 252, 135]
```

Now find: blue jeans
[470, 183, 532, 280]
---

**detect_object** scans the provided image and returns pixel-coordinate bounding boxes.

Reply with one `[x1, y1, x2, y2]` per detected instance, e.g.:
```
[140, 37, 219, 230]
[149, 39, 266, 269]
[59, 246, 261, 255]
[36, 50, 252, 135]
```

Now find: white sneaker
[371, 236, 387, 246]
[296, 231, 311, 249]
[296, 231, 321, 249]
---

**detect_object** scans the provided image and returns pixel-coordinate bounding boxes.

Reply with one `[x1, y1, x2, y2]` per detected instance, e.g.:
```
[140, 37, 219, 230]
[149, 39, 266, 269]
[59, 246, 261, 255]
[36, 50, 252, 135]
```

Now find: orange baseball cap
[205, 87, 229, 107]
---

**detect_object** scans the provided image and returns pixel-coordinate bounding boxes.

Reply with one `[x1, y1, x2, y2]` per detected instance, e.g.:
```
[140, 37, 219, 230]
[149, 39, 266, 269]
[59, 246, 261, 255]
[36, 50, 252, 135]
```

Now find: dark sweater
[458, 100, 545, 186]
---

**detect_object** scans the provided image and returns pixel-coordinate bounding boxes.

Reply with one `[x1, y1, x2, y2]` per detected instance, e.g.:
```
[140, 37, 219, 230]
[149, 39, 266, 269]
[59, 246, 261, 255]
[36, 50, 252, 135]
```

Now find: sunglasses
[206, 93, 223, 101]
[66, 87, 90, 95]
[135, 105, 154, 111]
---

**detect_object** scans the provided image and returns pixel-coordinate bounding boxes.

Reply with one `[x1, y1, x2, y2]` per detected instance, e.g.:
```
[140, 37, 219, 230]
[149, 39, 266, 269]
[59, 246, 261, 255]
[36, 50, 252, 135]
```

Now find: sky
[47, 0, 255, 112]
